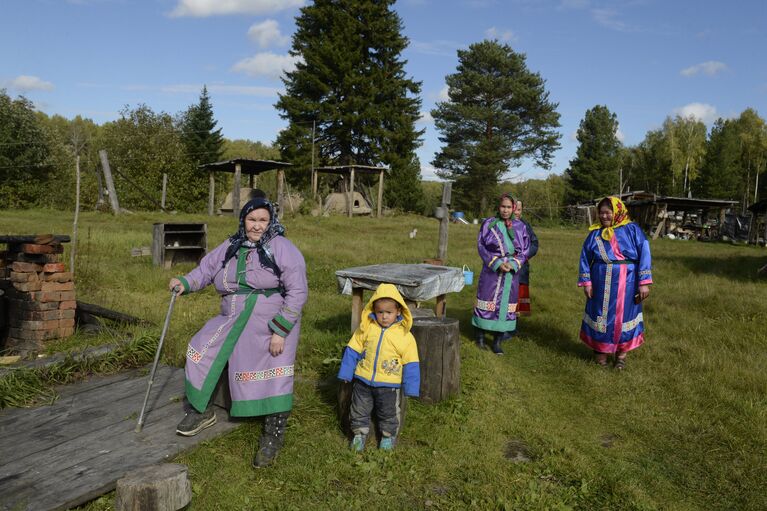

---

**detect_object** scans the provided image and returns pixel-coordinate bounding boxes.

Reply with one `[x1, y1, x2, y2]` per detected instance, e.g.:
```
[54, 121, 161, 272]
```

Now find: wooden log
[76, 301, 151, 325]
[411, 316, 460, 404]
[114, 463, 191, 511]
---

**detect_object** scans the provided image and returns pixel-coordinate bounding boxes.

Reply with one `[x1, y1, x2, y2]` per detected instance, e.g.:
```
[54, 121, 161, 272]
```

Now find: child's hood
[362, 283, 413, 333]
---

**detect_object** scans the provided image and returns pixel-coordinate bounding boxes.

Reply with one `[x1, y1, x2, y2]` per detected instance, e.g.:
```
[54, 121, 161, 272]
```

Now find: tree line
[2, 0, 765, 218]
[566, 105, 767, 212]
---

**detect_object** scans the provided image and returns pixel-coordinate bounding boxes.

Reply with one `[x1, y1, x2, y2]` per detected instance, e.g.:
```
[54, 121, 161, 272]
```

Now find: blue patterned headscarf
[223, 197, 285, 277]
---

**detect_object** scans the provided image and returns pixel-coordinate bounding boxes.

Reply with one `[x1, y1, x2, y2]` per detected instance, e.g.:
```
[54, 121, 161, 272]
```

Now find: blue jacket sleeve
[338, 346, 363, 381]
[402, 362, 421, 397]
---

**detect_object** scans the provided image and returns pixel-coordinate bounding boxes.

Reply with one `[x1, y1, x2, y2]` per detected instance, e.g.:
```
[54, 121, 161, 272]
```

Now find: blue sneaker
[351, 433, 366, 452]
[379, 436, 395, 451]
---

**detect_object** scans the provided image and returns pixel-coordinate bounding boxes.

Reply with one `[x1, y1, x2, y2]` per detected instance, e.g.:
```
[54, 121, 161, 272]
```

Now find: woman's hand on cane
[583, 284, 592, 299]
[168, 278, 182, 294]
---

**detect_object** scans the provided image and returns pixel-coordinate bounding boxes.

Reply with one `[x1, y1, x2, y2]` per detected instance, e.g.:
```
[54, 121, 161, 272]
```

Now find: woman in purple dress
[472, 193, 531, 355]
[577, 196, 652, 370]
[168, 196, 308, 468]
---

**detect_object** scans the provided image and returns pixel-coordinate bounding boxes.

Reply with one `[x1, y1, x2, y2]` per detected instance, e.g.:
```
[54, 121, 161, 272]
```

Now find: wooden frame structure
[619, 191, 738, 240]
[313, 165, 388, 217]
[200, 159, 293, 217]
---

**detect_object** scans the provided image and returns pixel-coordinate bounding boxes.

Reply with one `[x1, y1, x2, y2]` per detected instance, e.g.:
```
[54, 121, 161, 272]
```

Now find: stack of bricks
[0, 234, 75, 356]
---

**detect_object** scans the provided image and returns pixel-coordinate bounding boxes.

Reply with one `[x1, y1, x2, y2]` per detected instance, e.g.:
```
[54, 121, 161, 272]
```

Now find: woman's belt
[594, 259, 638, 265]
[232, 286, 283, 296]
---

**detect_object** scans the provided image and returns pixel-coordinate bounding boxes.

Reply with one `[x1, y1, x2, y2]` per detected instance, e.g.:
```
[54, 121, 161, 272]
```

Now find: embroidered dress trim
[476, 299, 496, 311]
[622, 313, 643, 332]
[583, 313, 608, 333]
[235, 364, 294, 382]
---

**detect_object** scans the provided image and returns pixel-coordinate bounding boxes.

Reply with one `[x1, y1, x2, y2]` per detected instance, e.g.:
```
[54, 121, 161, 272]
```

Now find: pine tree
[180, 86, 224, 167]
[275, 0, 424, 211]
[565, 105, 622, 203]
[431, 40, 560, 215]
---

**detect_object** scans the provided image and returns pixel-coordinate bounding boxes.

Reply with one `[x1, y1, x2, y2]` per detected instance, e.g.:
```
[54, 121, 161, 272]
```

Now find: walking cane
[135, 289, 178, 433]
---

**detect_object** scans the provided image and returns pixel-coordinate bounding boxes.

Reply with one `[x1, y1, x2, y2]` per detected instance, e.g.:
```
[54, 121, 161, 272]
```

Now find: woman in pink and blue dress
[577, 196, 652, 370]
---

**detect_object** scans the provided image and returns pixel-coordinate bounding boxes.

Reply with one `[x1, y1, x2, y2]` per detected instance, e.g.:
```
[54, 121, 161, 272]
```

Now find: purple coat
[471, 217, 530, 333]
[177, 237, 308, 417]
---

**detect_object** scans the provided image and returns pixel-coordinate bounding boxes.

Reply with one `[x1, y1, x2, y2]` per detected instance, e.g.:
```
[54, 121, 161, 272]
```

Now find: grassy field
[2, 209, 766, 510]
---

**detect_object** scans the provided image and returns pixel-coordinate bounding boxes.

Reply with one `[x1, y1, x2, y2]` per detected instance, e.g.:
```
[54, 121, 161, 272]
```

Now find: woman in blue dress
[577, 197, 652, 369]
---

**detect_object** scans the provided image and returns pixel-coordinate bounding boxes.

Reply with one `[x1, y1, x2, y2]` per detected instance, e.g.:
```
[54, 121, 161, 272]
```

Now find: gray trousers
[349, 380, 401, 437]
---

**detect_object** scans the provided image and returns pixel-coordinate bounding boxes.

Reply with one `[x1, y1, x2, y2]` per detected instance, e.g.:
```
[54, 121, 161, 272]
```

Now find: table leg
[435, 294, 446, 318]
[351, 288, 363, 332]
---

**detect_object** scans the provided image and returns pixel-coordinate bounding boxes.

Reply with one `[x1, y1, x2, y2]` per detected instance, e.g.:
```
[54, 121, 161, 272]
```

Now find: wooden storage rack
[152, 223, 207, 269]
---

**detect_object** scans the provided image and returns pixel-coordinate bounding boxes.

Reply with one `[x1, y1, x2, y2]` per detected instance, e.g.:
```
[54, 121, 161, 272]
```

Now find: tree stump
[115, 463, 191, 511]
[411, 316, 460, 404]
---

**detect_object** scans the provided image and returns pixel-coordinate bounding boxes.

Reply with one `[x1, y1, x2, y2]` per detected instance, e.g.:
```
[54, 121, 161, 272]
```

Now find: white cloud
[485, 26, 517, 43]
[232, 52, 301, 80]
[680, 60, 727, 77]
[410, 39, 461, 57]
[417, 111, 433, 125]
[616, 126, 625, 143]
[5, 75, 54, 92]
[437, 85, 450, 102]
[591, 8, 630, 32]
[672, 103, 719, 124]
[161, 83, 281, 97]
[248, 19, 290, 48]
[420, 163, 443, 181]
[169, 0, 304, 17]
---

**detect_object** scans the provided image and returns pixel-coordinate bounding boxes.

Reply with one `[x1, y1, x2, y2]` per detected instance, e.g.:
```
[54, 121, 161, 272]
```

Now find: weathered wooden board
[411, 317, 461, 404]
[0, 365, 240, 511]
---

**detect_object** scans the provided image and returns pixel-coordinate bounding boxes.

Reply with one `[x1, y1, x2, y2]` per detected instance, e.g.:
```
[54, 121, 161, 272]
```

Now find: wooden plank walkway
[0, 365, 240, 511]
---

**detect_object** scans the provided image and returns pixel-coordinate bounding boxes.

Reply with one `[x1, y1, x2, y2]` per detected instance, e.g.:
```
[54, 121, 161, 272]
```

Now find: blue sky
[2, 0, 765, 181]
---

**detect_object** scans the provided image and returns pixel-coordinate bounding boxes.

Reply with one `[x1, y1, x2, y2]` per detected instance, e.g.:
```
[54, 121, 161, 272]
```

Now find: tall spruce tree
[431, 40, 560, 215]
[565, 105, 622, 203]
[180, 86, 224, 166]
[275, 0, 424, 211]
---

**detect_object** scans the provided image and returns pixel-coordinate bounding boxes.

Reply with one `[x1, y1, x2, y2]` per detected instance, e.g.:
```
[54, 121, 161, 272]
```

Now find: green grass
[2, 208, 766, 510]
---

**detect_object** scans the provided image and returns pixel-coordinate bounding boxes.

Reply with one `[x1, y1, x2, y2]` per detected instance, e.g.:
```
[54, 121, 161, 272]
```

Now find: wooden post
[437, 182, 452, 262]
[249, 173, 254, 188]
[434, 294, 446, 318]
[232, 163, 241, 218]
[71, 155, 80, 275]
[351, 287, 363, 332]
[94, 165, 105, 210]
[411, 317, 460, 404]
[311, 121, 317, 199]
[208, 171, 215, 216]
[115, 464, 191, 511]
[161, 173, 167, 210]
[99, 149, 120, 215]
[348, 167, 355, 218]
[377, 169, 384, 218]
[277, 169, 285, 219]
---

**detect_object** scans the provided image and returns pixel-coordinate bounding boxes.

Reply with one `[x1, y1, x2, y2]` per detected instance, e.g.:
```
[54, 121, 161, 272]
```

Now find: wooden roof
[314, 165, 389, 175]
[619, 191, 738, 209]
[199, 159, 292, 175]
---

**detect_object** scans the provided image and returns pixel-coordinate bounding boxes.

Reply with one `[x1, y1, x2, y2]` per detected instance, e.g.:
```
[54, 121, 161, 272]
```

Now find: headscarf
[497, 192, 516, 229]
[222, 197, 286, 278]
[589, 196, 631, 240]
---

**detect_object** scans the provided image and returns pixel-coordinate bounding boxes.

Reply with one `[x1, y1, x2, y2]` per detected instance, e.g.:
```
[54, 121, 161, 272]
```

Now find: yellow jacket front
[337, 284, 421, 397]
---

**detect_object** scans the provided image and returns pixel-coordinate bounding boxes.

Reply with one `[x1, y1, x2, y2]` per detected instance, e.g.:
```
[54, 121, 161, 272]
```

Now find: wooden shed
[313, 165, 389, 217]
[747, 199, 767, 245]
[200, 159, 293, 217]
[619, 191, 739, 240]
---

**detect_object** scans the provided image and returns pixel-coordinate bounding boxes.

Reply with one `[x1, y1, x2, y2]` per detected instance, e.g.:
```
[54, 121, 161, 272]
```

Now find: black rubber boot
[475, 331, 488, 350]
[253, 412, 289, 468]
[491, 333, 504, 355]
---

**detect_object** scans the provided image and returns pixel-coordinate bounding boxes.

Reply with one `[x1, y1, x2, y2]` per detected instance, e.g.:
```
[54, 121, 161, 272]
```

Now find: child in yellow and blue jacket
[338, 283, 420, 451]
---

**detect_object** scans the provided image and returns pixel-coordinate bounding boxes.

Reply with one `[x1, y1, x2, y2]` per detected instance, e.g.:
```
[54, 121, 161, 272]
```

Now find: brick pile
[0, 234, 75, 355]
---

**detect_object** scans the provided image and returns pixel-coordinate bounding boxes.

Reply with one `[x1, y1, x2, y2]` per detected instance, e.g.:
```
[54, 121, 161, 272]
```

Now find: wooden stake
[161, 173, 167, 210]
[71, 155, 80, 275]
[377, 169, 384, 218]
[232, 162, 241, 218]
[99, 149, 121, 215]
[208, 171, 215, 216]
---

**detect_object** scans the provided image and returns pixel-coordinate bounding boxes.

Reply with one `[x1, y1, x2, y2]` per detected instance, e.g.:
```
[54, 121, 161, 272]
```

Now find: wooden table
[335, 263, 465, 332]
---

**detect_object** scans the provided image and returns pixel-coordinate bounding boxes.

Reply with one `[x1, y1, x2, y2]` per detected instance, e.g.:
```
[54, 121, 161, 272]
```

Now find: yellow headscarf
[589, 196, 631, 240]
